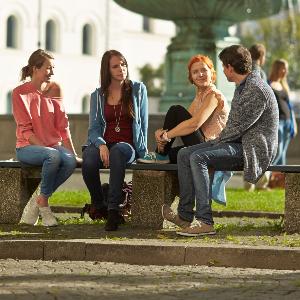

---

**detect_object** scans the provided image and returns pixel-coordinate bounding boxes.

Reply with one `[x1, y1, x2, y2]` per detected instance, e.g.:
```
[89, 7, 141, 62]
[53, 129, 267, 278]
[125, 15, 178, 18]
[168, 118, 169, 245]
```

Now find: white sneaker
[20, 196, 39, 225]
[39, 207, 58, 227]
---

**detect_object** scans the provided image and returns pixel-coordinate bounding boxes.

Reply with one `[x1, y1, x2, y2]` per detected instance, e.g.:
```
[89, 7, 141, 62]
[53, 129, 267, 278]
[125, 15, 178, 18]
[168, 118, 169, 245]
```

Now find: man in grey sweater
[162, 45, 279, 236]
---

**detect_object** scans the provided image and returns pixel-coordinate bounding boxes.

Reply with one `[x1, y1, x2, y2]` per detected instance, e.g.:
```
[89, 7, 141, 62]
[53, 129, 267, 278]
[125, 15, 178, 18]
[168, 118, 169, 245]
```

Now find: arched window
[82, 95, 90, 113]
[143, 17, 150, 33]
[6, 91, 12, 114]
[82, 24, 93, 55]
[45, 19, 58, 52]
[6, 15, 19, 48]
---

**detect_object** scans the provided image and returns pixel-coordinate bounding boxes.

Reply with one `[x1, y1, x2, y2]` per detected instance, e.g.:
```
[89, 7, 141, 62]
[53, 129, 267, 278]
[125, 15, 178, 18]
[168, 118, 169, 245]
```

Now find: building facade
[0, 0, 175, 114]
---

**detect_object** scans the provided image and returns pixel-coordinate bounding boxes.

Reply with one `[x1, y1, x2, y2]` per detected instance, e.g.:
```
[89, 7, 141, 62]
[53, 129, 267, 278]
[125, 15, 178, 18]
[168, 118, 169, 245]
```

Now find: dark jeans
[159, 105, 205, 163]
[82, 143, 135, 211]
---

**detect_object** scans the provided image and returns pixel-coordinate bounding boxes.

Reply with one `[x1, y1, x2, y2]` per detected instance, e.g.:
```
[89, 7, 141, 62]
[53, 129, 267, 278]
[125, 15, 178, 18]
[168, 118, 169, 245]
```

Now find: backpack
[80, 181, 133, 220]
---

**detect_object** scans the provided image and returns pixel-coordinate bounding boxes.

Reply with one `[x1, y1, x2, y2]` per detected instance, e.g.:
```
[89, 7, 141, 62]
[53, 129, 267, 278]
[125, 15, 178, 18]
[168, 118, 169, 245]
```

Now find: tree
[138, 63, 164, 97]
[240, 12, 300, 89]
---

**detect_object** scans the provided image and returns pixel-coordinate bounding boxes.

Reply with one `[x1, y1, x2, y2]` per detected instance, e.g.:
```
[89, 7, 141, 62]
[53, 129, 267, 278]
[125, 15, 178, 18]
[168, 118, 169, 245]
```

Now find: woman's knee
[170, 104, 184, 111]
[63, 155, 77, 171]
[46, 148, 61, 165]
[82, 145, 100, 169]
[109, 145, 126, 162]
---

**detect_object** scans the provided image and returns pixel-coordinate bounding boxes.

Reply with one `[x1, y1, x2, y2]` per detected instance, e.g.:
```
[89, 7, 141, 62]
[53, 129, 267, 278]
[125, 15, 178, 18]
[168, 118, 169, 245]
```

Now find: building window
[82, 24, 93, 55]
[45, 20, 58, 52]
[143, 17, 151, 33]
[82, 95, 90, 113]
[6, 15, 19, 48]
[6, 91, 12, 114]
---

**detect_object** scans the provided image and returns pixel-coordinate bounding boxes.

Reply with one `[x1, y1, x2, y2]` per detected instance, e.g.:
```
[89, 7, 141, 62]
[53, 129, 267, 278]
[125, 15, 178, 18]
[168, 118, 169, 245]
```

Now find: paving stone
[0, 260, 299, 299]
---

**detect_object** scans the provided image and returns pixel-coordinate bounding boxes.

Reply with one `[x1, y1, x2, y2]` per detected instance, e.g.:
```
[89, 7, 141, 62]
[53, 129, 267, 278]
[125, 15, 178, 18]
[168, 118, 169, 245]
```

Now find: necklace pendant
[115, 126, 120, 133]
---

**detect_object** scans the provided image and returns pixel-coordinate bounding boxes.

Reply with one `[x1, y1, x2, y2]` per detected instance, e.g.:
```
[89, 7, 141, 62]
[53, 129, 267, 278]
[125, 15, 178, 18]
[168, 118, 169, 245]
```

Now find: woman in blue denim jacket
[82, 50, 148, 231]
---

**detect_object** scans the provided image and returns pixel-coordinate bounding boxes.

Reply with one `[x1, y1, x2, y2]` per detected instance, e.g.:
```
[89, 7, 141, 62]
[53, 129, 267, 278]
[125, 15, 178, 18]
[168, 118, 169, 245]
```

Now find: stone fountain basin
[114, 0, 283, 23]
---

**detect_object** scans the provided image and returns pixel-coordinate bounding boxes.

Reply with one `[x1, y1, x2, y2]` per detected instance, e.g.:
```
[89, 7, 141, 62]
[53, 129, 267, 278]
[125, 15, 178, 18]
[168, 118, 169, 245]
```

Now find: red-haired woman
[138, 54, 229, 164]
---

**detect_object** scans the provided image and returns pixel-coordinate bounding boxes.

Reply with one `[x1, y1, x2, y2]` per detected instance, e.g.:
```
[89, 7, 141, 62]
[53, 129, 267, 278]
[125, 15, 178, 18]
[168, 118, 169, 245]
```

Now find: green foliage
[212, 188, 284, 212]
[49, 190, 90, 207]
[138, 63, 164, 96]
[240, 12, 300, 88]
[50, 188, 285, 213]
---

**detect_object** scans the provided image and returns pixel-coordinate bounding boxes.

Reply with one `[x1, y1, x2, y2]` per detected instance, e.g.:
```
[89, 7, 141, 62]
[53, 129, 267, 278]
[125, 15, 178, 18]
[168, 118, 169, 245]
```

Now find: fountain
[114, 0, 284, 111]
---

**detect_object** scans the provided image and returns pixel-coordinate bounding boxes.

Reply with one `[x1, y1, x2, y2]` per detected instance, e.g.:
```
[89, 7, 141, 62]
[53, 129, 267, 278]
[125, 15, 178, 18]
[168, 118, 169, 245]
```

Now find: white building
[0, 0, 175, 114]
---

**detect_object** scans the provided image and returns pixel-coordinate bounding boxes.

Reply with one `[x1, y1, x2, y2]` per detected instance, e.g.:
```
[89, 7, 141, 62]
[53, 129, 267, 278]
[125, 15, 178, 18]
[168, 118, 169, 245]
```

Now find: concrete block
[44, 241, 86, 261]
[85, 242, 185, 265]
[0, 168, 40, 224]
[285, 173, 300, 233]
[185, 245, 300, 270]
[131, 170, 179, 229]
[0, 240, 43, 260]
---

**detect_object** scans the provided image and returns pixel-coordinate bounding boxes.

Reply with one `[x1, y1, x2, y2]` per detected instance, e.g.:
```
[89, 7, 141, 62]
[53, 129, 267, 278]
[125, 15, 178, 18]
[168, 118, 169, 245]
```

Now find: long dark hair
[20, 49, 53, 81]
[100, 50, 134, 118]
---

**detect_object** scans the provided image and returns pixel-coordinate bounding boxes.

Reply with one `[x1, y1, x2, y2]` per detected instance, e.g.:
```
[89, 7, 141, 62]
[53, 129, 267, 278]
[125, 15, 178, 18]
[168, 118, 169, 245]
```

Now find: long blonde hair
[269, 59, 290, 93]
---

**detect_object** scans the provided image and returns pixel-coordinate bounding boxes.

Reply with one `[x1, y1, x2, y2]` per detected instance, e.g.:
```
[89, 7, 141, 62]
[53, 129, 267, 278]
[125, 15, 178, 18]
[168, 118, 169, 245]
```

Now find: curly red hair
[188, 54, 216, 84]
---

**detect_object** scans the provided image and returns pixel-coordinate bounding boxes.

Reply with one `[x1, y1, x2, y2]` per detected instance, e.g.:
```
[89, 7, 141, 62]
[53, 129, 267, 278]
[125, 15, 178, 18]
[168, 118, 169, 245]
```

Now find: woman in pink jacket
[12, 49, 78, 226]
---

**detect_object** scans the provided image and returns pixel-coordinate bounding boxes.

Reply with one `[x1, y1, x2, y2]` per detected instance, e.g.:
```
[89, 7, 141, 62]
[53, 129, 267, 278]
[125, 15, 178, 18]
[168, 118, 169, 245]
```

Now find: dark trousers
[82, 143, 133, 211]
[160, 105, 205, 163]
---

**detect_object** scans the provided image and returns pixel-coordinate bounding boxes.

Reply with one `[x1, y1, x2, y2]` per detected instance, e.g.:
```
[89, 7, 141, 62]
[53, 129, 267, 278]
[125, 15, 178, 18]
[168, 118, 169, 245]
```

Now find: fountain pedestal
[114, 0, 283, 111]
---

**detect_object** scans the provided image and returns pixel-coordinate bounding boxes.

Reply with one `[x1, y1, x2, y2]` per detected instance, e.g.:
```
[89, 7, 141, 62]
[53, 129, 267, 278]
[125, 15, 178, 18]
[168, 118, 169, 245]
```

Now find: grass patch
[50, 188, 285, 213]
[212, 188, 284, 212]
[50, 190, 90, 207]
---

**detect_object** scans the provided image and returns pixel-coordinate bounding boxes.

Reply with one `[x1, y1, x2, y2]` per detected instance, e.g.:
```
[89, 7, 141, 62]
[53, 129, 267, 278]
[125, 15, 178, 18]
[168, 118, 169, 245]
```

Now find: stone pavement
[0, 259, 299, 299]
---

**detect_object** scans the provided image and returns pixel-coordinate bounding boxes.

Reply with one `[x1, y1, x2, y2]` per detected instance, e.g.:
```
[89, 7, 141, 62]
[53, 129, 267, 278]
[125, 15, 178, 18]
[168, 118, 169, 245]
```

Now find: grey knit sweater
[215, 72, 279, 183]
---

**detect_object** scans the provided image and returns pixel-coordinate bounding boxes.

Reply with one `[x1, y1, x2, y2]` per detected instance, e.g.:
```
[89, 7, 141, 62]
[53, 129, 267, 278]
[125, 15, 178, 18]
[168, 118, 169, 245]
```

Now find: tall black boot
[105, 209, 120, 231]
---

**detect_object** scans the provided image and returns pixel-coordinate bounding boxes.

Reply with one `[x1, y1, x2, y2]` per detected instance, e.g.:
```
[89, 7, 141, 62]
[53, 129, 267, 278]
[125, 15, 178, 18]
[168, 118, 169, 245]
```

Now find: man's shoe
[137, 152, 170, 164]
[176, 220, 216, 237]
[161, 204, 190, 228]
[105, 210, 120, 231]
[20, 196, 39, 225]
[39, 206, 58, 227]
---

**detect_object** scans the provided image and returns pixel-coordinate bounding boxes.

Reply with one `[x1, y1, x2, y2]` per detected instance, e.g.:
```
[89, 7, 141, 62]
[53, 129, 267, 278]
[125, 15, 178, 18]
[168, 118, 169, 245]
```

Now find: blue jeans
[273, 119, 291, 165]
[82, 143, 136, 211]
[177, 142, 243, 225]
[16, 145, 77, 198]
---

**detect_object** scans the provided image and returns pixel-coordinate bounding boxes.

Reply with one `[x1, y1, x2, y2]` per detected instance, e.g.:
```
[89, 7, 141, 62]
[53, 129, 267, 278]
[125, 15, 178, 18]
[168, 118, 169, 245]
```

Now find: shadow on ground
[0, 215, 299, 247]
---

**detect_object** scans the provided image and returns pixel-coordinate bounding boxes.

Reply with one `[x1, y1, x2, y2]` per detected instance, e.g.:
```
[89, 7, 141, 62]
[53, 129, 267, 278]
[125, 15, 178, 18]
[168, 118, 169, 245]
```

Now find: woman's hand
[155, 128, 167, 153]
[99, 145, 110, 168]
[75, 156, 83, 165]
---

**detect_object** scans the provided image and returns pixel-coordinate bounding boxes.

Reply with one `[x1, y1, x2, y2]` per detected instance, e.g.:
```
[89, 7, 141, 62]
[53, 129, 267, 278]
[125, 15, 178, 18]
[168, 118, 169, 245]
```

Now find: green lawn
[212, 188, 284, 212]
[50, 188, 285, 213]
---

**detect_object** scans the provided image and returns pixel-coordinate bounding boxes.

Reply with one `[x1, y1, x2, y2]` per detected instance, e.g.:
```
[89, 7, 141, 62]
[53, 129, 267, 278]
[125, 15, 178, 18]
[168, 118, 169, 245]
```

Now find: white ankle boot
[39, 207, 58, 227]
[20, 196, 39, 225]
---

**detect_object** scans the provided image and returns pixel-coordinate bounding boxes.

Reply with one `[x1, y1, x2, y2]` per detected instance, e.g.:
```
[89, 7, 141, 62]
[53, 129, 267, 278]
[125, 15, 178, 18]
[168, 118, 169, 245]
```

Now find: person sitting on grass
[162, 45, 279, 237]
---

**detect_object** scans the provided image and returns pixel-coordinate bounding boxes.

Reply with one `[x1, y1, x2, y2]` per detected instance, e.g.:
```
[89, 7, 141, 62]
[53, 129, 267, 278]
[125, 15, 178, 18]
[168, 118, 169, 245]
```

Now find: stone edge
[0, 240, 299, 270]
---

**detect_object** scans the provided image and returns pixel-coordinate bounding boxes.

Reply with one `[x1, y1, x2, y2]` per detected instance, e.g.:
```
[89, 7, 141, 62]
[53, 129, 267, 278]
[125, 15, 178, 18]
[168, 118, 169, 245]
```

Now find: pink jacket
[12, 82, 71, 148]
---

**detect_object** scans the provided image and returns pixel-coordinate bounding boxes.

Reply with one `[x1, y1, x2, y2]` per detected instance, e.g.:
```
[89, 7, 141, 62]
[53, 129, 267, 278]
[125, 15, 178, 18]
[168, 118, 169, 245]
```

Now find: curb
[0, 240, 299, 270]
[52, 206, 284, 219]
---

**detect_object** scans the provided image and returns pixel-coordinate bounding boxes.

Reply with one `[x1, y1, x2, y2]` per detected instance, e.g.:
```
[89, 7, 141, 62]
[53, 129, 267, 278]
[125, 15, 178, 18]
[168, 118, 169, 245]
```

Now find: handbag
[80, 181, 132, 220]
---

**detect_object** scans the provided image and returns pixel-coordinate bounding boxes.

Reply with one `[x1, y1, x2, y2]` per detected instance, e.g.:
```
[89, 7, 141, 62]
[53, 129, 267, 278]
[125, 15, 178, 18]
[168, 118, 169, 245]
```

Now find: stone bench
[0, 160, 299, 233]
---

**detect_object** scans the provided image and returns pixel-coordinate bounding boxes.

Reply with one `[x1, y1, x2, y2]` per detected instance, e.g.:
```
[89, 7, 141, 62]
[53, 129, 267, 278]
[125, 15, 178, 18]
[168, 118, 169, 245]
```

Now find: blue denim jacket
[86, 80, 148, 158]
